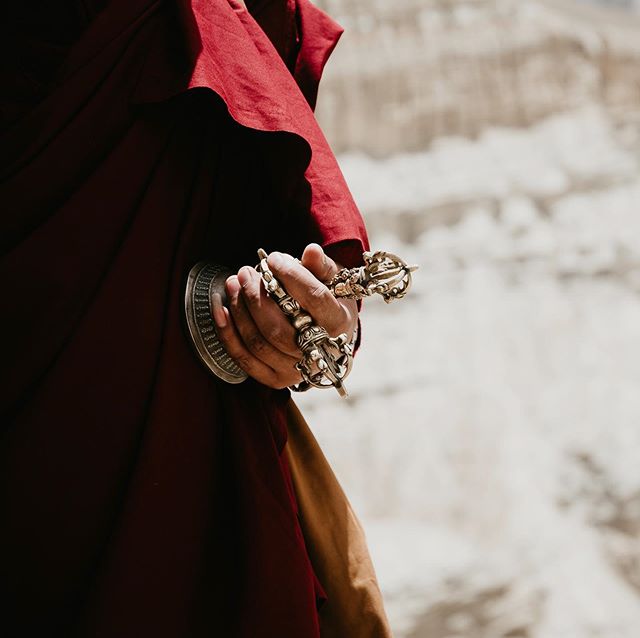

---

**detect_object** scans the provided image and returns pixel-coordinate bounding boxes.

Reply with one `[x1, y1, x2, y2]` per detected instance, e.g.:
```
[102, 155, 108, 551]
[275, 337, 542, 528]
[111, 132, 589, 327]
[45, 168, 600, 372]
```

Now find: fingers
[235, 266, 299, 357]
[301, 243, 339, 282]
[211, 244, 358, 388]
[266, 248, 351, 335]
[211, 291, 280, 386]
[212, 276, 301, 389]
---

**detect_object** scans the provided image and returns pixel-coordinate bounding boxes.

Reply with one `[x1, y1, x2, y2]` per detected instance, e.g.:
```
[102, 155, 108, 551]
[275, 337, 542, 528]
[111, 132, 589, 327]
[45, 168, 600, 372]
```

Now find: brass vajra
[327, 250, 418, 302]
[256, 249, 418, 398]
[185, 249, 418, 398]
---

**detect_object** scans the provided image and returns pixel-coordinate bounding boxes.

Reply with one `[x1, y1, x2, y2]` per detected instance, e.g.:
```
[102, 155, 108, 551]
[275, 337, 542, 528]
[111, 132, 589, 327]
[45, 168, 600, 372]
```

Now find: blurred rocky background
[297, 1, 640, 636]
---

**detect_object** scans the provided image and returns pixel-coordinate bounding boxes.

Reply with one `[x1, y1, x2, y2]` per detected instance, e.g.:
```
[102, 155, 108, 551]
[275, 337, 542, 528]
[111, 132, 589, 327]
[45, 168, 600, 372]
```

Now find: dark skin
[212, 243, 358, 389]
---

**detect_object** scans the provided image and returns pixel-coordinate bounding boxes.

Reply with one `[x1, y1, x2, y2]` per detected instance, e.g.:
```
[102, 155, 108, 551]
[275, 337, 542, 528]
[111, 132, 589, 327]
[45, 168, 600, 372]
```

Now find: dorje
[184, 249, 418, 398]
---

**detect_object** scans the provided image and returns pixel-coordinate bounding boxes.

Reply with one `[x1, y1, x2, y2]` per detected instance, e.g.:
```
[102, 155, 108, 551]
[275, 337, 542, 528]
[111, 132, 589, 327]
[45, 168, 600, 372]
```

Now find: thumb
[300, 243, 339, 282]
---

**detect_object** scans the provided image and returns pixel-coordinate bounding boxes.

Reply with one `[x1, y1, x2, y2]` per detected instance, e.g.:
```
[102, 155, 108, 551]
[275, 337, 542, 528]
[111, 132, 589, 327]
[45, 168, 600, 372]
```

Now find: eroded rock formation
[316, 0, 640, 154]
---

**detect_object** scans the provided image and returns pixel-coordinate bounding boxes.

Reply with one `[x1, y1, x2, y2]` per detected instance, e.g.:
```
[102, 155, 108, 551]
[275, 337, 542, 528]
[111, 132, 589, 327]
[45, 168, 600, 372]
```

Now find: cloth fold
[0, 1, 377, 636]
[285, 400, 394, 638]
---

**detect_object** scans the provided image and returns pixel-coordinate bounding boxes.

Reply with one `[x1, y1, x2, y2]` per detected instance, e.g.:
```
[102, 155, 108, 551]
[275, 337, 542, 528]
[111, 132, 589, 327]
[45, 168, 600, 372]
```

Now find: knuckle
[260, 370, 282, 389]
[235, 354, 253, 371]
[309, 283, 331, 304]
[240, 284, 260, 305]
[247, 333, 266, 354]
[267, 328, 283, 348]
[273, 373, 296, 390]
[320, 257, 336, 280]
[327, 310, 351, 336]
[267, 326, 291, 350]
[279, 262, 295, 280]
[229, 296, 242, 313]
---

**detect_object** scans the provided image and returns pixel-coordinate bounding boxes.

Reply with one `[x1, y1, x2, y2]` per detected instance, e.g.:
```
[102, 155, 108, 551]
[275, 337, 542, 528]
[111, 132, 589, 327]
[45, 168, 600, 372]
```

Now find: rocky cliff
[315, 0, 640, 155]
[299, 3, 640, 638]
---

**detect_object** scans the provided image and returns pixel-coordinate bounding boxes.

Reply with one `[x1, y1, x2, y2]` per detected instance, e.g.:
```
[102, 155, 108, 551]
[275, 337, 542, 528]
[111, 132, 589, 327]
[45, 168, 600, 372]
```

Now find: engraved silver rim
[184, 262, 248, 384]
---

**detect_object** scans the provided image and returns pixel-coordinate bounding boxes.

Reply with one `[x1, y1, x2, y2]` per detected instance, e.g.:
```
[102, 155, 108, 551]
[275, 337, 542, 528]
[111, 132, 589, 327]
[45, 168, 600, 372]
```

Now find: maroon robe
[0, 1, 368, 636]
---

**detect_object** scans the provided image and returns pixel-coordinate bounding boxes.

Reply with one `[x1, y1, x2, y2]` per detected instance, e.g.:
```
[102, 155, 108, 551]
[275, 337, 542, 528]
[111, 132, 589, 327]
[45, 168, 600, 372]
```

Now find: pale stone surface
[315, 0, 640, 155]
[296, 2, 640, 636]
[298, 106, 640, 638]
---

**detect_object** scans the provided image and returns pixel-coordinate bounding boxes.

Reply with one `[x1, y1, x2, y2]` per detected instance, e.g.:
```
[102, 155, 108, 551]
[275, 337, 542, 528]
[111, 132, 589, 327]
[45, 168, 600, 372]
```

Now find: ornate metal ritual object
[255, 249, 353, 398]
[184, 249, 417, 398]
[184, 262, 248, 384]
[327, 250, 418, 303]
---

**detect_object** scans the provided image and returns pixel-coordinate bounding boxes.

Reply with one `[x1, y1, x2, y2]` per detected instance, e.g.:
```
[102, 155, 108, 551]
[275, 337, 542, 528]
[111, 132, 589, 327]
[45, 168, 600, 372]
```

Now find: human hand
[211, 244, 358, 390]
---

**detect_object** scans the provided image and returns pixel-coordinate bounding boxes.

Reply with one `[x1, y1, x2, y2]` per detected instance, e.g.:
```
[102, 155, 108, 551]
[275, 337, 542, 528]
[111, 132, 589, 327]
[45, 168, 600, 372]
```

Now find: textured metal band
[184, 262, 248, 384]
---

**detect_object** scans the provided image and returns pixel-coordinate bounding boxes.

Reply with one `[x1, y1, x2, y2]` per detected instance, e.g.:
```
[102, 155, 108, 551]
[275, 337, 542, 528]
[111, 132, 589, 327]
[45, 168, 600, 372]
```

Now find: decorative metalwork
[185, 248, 417, 398]
[256, 249, 353, 398]
[184, 262, 248, 384]
[328, 251, 418, 303]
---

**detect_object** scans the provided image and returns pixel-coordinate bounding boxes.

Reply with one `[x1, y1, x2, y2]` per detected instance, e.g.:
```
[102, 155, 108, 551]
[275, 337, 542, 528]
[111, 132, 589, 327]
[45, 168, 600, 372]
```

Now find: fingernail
[237, 267, 251, 287]
[226, 275, 240, 295]
[211, 293, 227, 328]
[269, 252, 283, 269]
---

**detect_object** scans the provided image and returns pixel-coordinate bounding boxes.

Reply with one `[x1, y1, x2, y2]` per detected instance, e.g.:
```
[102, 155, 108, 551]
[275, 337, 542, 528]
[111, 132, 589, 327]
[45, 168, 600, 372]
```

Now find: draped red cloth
[0, 1, 368, 636]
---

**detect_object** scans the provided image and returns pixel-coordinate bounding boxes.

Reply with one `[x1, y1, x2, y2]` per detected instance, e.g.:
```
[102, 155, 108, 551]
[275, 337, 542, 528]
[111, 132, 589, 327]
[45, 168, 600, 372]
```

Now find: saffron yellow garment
[285, 401, 394, 638]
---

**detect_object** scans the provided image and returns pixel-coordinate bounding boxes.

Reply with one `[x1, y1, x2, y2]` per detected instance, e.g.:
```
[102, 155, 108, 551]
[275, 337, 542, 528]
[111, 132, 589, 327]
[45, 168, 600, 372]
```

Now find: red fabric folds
[0, 1, 368, 636]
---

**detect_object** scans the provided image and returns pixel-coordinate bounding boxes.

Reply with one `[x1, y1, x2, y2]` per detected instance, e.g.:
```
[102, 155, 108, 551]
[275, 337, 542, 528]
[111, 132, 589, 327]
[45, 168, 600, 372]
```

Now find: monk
[0, 1, 390, 636]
